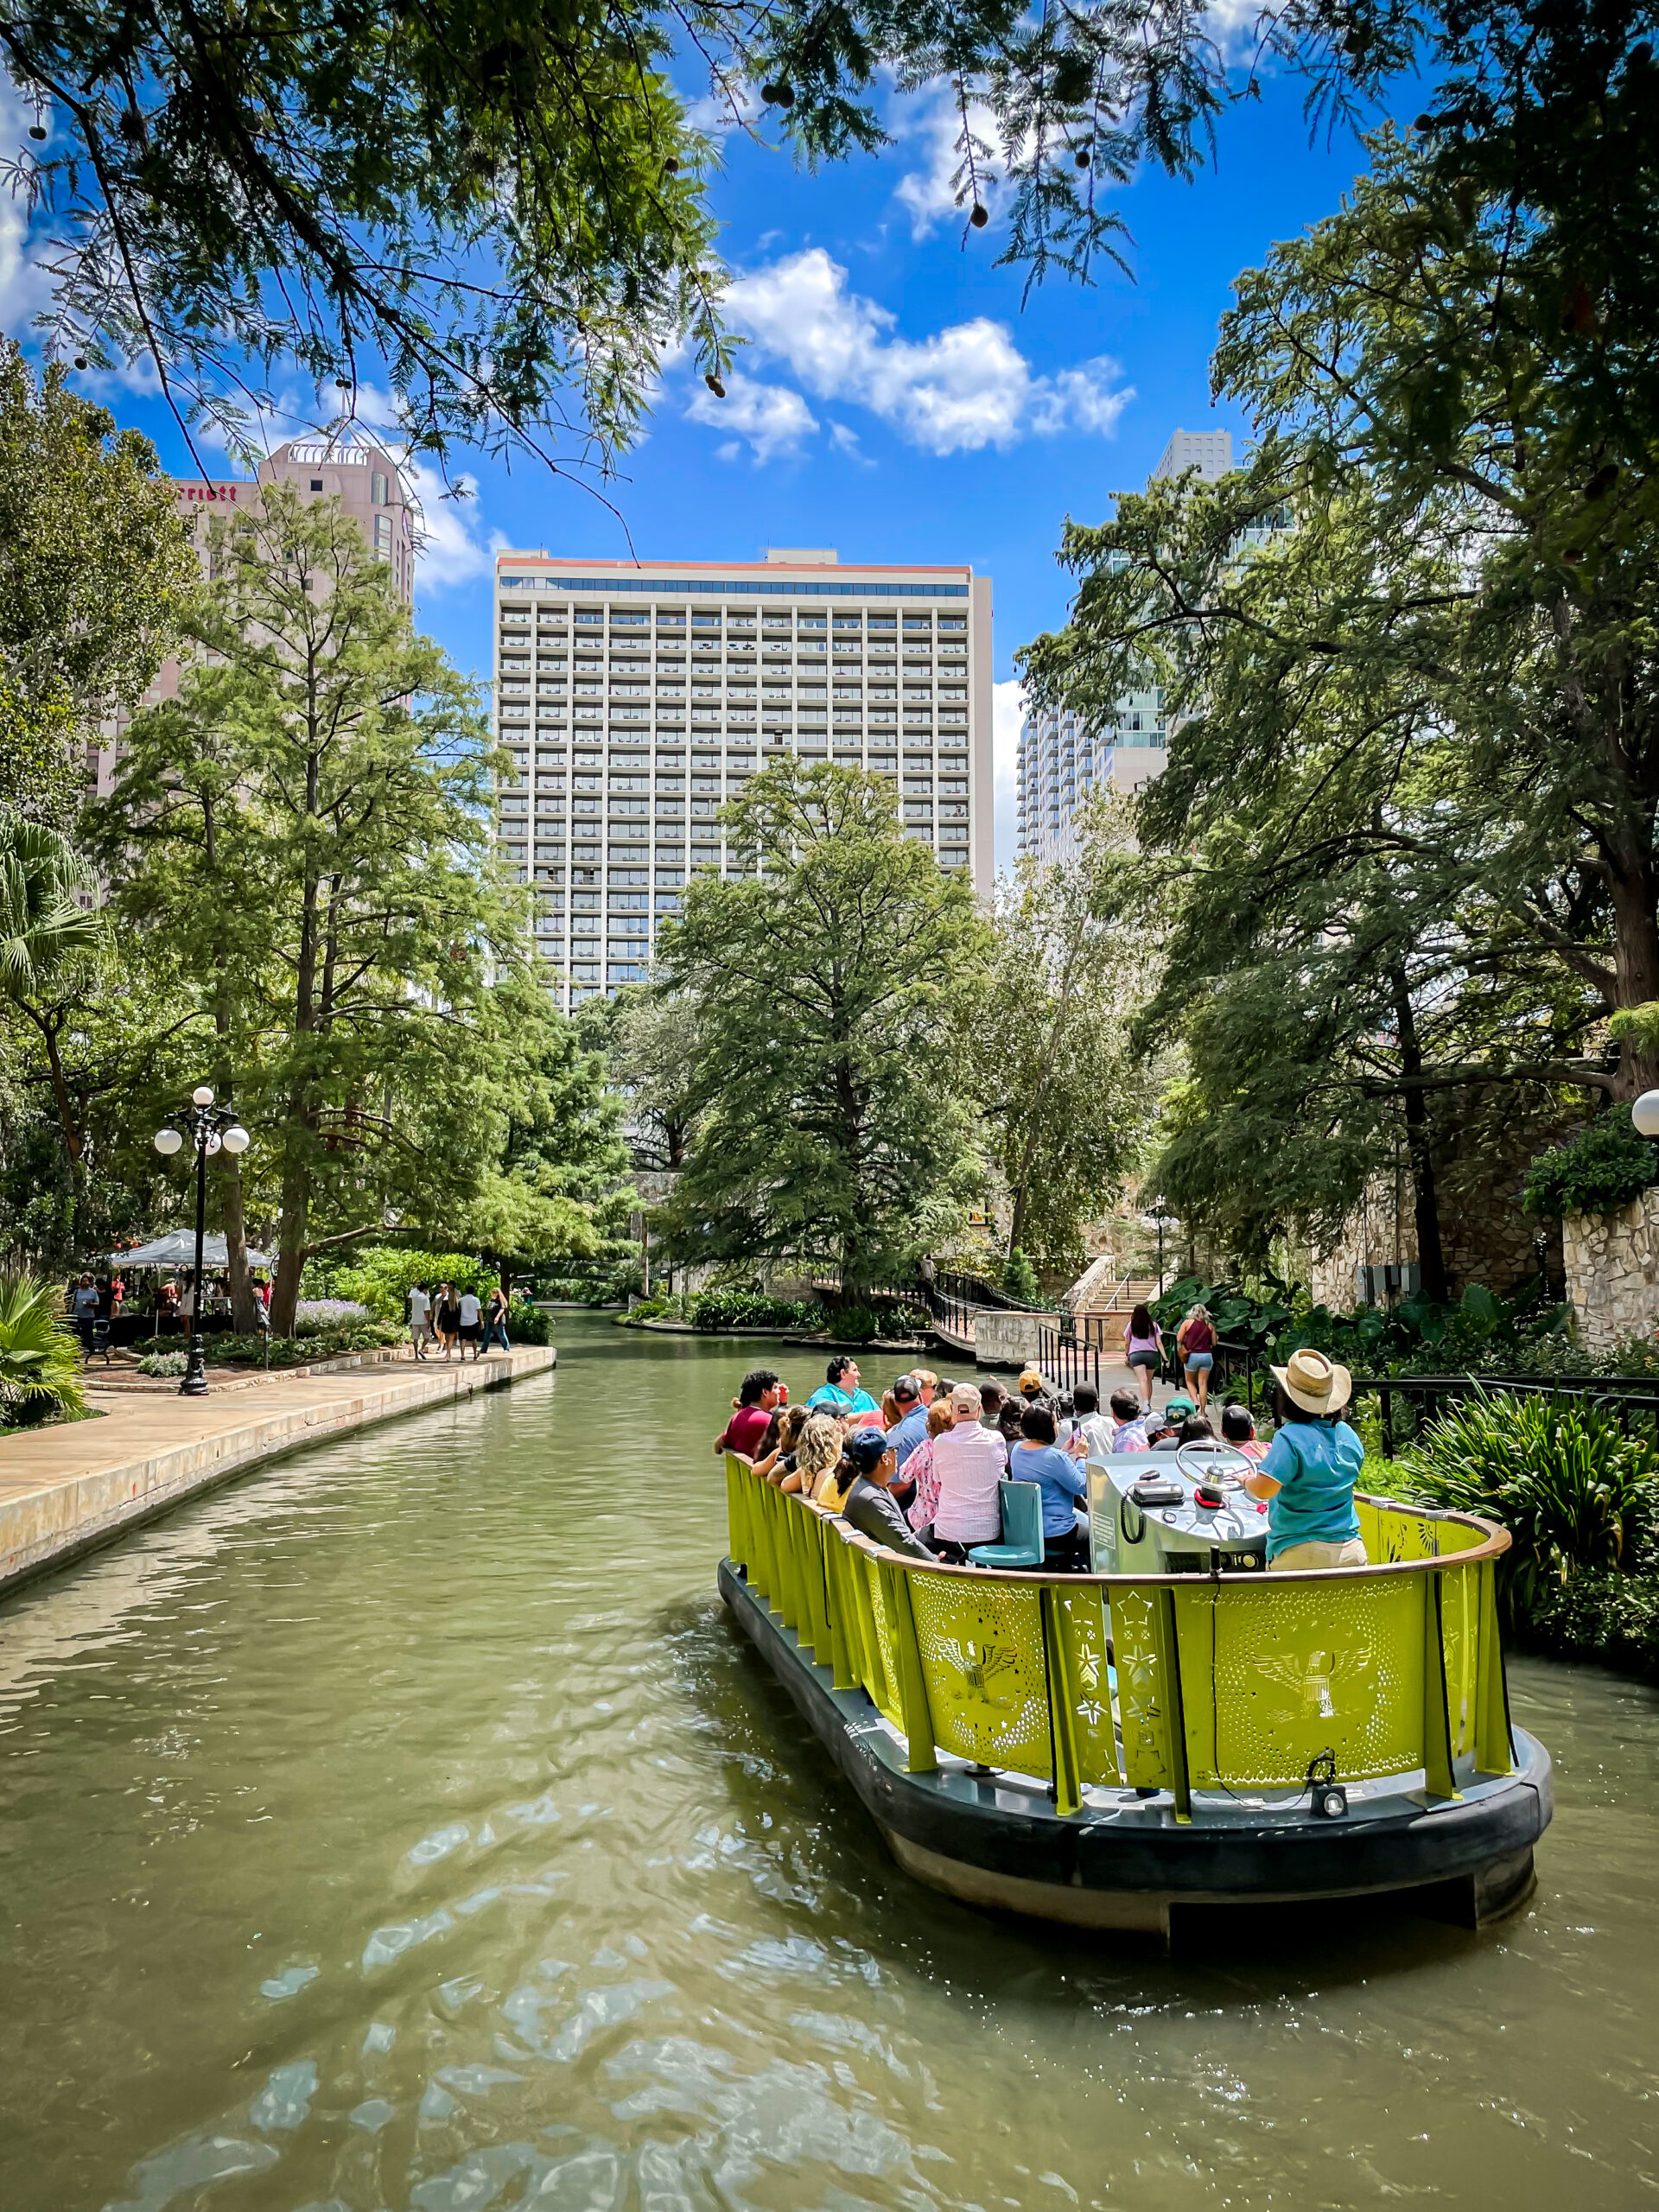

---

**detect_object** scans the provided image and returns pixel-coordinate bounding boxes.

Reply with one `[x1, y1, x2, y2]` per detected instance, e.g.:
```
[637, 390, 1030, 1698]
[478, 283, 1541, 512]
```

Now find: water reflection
[0, 1318, 1655, 2212]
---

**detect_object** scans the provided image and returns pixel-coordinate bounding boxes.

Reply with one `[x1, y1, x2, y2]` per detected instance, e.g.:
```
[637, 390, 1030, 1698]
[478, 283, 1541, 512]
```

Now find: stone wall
[972, 1310, 1057, 1370]
[1563, 1191, 1659, 1357]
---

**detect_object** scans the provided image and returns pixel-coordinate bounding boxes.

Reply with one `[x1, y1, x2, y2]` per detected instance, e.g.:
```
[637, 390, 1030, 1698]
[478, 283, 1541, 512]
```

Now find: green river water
[3, 1314, 1658, 2211]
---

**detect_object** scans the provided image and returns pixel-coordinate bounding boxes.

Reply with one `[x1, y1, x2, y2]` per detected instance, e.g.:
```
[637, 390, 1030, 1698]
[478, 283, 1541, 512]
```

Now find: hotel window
[372, 470, 389, 505]
[374, 514, 393, 556]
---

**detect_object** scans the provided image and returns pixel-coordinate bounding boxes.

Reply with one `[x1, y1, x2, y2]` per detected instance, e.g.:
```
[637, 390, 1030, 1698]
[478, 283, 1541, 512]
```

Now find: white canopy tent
[107, 1234, 273, 1269]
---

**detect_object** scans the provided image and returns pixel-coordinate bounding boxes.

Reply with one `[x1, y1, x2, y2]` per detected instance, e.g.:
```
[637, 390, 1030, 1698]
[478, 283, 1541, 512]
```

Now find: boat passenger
[715, 1368, 783, 1459]
[1008, 1406, 1089, 1571]
[753, 1402, 809, 1484]
[822, 1429, 937, 1559]
[912, 1368, 940, 1408]
[929, 1383, 1007, 1562]
[1242, 1350, 1368, 1572]
[886, 1374, 930, 1469]
[1122, 1303, 1164, 1409]
[1221, 1403, 1268, 1461]
[794, 1412, 848, 1499]
[807, 1354, 880, 1420]
[905, 1397, 961, 1531]
[1069, 1382, 1116, 1462]
[1108, 1389, 1147, 1453]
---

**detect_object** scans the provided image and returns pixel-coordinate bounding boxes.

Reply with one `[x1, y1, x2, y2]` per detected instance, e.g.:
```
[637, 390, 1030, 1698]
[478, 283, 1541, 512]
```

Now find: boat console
[1089, 1442, 1268, 1576]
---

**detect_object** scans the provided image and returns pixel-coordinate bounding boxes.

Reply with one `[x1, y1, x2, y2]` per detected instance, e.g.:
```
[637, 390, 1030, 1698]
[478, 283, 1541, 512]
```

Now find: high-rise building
[490, 550, 994, 1008]
[1015, 430, 1231, 865]
[89, 433, 415, 798]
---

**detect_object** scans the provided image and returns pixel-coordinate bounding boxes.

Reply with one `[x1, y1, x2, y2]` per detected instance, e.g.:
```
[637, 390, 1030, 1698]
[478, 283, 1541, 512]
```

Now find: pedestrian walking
[481, 1284, 512, 1355]
[435, 1282, 461, 1358]
[408, 1281, 433, 1360]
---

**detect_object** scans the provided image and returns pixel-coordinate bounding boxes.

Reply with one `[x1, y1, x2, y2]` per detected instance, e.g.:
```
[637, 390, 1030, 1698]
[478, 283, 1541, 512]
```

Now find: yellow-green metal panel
[1111, 1583, 1187, 1798]
[1474, 1560, 1515, 1777]
[1052, 1586, 1122, 1788]
[1039, 1588, 1084, 1815]
[880, 1561, 940, 1774]
[1359, 1498, 1452, 1562]
[861, 1553, 904, 1729]
[903, 1568, 1052, 1775]
[1438, 1560, 1480, 1762]
[1174, 1572, 1426, 1789]
[1421, 1571, 1459, 1799]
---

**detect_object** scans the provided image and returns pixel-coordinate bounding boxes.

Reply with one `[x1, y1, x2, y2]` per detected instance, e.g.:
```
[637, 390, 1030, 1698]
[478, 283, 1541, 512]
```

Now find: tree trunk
[269, 1083, 313, 1338]
[219, 1154, 258, 1332]
[1607, 852, 1659, 1098]
[1390, 969, 1449, 1304]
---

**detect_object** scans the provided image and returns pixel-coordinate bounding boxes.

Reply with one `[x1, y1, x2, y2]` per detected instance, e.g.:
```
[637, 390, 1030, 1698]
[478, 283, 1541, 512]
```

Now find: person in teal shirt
[806, 1353, 880, 1419]
[1243, 1348, 1368, 1570]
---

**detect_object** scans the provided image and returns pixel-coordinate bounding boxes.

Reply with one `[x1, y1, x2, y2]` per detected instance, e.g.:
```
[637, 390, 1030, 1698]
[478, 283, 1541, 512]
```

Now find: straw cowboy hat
[1270, 1346, 1353, 1416]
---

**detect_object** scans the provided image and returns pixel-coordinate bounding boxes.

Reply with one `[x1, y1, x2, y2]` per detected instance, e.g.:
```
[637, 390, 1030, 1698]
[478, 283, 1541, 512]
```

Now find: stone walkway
[0, 1344, 556, 1596]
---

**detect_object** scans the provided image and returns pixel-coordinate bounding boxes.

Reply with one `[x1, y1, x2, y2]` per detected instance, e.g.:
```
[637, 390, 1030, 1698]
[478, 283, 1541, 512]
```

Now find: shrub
[1522, 1115, 1659, 1218]
[0, 1277, 87, 1427]
[295, 1298, 376, 1332]
[1400, 1388, 1659, 1620]
[1524, 1569, 1659, 1678]
[689, 1290, 830, 1333]
[135, 1351, 188, 1377]
[1002, 1249, 1041, 1306]
[506, 1298, 554, 1344]
[213, 1322, 404, 1367]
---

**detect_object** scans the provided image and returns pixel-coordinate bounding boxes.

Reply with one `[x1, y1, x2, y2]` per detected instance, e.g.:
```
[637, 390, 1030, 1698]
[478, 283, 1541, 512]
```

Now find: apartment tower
[491, 550, 994, 1007]
[88, 433, 416, 798]
[1015, 429, 1232, 864]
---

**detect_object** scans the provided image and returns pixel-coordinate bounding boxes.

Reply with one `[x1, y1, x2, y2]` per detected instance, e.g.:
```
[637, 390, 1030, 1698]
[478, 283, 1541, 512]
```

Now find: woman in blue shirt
[805, 1353, 880, 1420]
[1243, 1349, 1368, 1570]
[1008, 1405, 1089, 1571]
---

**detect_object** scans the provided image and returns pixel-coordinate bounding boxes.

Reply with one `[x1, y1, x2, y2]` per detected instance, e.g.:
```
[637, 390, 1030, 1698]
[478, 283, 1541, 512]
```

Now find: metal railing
[1348, 1370, 1659, 1457]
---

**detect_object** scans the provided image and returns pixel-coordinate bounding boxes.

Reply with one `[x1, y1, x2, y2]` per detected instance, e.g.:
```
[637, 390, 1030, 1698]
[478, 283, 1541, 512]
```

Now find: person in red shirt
[715, 1369, 784, 1459]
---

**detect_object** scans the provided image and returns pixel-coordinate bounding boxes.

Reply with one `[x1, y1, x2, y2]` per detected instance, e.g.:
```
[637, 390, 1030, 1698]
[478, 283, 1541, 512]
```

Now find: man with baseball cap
[1243, 1348, 1367, 1572]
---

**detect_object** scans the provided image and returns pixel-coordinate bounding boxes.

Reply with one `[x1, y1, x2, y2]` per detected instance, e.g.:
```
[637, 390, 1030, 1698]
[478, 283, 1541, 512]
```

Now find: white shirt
[458, 1292, 481, 1326]
[931, 1423, 1008, 1543]
[409, 1288, 430, 1325]
[1073, 1412, 1116, 1462]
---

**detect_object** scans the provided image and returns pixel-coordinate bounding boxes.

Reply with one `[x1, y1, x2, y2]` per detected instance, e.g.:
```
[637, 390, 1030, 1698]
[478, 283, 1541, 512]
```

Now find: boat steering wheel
[1174, 1440, 1255, 1491]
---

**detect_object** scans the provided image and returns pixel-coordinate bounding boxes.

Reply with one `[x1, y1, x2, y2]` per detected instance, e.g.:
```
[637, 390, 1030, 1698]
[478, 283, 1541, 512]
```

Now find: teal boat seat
[968, 1480, 1045, 1569]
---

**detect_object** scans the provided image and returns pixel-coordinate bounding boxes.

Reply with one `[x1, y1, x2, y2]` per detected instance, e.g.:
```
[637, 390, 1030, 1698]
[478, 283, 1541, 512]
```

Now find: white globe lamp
[192, 1084, 216, 1107]
[1633, 1091, 1659, 1140]
[153, 1128, 183, 1156]
[222, 1124, 251, 1155]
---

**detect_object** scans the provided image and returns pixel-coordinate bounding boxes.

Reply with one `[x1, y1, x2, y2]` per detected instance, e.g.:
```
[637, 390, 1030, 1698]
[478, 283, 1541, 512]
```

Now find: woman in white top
[929, 1383, 1008, 1560]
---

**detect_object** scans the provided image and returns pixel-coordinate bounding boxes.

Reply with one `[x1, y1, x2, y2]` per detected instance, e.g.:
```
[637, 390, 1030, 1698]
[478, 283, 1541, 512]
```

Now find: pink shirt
[931, 1423, 1007, 1543]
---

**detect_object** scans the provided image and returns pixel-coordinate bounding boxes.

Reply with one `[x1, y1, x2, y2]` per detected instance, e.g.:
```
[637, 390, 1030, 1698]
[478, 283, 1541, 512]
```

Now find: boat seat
[968, 1479, 1044, 1569]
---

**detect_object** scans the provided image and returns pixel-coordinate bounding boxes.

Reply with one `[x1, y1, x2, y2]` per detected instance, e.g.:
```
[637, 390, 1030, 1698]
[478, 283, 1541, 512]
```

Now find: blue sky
[3, 63, 1394, 868]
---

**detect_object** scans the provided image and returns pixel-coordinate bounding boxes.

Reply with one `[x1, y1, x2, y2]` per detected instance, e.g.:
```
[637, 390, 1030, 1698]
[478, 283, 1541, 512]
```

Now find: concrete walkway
[0, 1344, 556, 1597]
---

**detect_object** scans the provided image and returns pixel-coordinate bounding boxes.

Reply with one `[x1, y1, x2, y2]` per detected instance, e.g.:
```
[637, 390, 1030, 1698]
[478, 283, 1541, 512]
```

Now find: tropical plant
[1522, 1115, 1659, 1219]
[1401, 1390, 1659, 1620]
[688, 1290, 829, 1335]
[0, 1275, 87, 1426]
[1001, 1249, 1041, 1306]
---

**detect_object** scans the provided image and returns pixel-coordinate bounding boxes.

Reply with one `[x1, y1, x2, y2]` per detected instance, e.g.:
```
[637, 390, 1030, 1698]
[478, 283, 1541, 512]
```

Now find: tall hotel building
[1015, 429, 1231, 866]
[491, 550, 995, 1007]
[88, 434, 416, 798]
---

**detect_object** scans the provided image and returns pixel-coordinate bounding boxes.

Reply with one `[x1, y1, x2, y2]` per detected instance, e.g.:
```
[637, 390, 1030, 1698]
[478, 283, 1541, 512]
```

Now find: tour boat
[719, 1448, 1552, 1942]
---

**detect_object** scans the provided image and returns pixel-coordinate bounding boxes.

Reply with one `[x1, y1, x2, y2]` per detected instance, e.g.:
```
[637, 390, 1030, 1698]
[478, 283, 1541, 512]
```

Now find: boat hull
[719, 1557, 1550, 1941]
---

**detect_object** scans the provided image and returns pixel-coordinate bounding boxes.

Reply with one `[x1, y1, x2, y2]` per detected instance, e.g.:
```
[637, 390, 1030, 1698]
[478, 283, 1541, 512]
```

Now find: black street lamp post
[154, 1086, 251, 1398]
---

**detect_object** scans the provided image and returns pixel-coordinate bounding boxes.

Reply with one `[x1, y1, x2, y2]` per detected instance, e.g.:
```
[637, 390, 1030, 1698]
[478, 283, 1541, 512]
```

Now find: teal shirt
[806, 1383, 879, 1418]
[1259, 1419, 1363, 1560]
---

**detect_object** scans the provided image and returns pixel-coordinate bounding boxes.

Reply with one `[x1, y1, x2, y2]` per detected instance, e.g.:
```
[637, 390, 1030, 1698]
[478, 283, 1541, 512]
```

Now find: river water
[3, 1314, 1657, 2212]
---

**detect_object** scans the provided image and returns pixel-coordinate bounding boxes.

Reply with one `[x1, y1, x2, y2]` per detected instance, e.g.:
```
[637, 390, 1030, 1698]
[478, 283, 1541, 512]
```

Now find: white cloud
[405, 461, 493, 590]
[993, 677, 1025, 877]
[717, 249, 1132, 458]
[828, 421, 874, 467]
[685, 370, 817, 462]
[892, 91, 1007, 240]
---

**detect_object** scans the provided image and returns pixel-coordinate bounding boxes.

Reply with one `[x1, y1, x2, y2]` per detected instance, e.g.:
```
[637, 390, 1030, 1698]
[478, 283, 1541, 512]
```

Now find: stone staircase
[1064, 1255, 1160, 1344]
